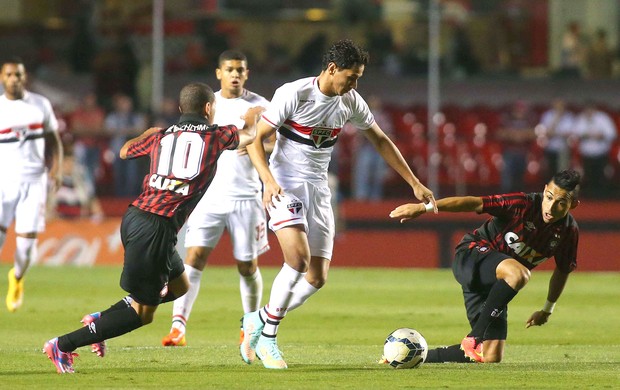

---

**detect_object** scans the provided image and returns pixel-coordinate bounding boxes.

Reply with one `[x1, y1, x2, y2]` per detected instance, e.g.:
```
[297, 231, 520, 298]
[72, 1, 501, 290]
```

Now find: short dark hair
[321, 39, 369, 70]
[179, 82, 214, 114]
[1, 56, 25, 68]
[551, 169, 581, 198]
[219, 49, 247, 65]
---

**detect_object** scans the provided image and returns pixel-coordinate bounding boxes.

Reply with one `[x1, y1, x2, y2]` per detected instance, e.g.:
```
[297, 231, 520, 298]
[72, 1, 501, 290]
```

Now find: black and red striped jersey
[126, 114, 239, 231]
[457, 192, 579, 273]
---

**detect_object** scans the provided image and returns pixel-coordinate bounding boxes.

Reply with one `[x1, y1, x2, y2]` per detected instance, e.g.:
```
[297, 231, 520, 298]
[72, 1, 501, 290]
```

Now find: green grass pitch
[1, 264, 619, 389]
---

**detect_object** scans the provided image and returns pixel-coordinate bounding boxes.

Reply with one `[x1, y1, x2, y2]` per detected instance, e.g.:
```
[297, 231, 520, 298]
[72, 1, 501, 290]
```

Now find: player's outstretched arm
[246, 120, 281, 209]
[363, 122, 437, 212]
[389, 196, 483, 224]
[120, 127, 162, 159]
[526, 267, 570, 328]
[45, 131, 64, 192]
[237, 106, 262, 149]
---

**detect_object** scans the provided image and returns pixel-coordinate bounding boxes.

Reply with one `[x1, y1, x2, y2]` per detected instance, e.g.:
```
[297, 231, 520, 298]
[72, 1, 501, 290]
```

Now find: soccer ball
[383, 328, 428, 369]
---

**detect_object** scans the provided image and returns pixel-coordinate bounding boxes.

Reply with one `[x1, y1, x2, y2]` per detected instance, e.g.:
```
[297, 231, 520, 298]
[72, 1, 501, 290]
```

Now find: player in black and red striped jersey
[388, 169, 581, 364]
[43, 82, 261, 374]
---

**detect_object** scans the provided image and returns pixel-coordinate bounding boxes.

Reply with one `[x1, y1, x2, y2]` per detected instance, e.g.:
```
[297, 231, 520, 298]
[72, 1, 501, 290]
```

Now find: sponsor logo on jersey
[149, 174, 189, 195]
[504, 231, 548, 265]
[311, 127, 335, 148]
[476, 245, 489, 253]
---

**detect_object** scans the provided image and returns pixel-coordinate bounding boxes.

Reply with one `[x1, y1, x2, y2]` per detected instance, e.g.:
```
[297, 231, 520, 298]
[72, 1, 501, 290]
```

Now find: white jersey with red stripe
[0, 91, 59, 182]
[262, 76, 374, 185]
[200, 89, 269, 201]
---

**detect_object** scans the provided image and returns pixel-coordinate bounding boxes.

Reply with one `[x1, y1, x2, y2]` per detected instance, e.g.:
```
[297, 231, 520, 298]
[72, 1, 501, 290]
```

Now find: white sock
[14, 237, 37, 279]
[171, 264, 202, 332]
[240, 267, 263, 313]
[262, 263, 303, 337]
[287, 277, 320, 312]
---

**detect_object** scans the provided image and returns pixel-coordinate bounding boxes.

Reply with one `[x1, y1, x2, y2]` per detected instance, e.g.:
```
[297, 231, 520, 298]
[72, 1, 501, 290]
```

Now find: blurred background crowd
[2, 0, 619, 221]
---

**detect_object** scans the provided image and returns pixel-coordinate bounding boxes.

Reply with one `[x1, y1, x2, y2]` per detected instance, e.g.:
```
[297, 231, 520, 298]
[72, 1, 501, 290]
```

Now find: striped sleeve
[218, 124, 240, 150]
[126, 132, 161, 159]
[482, 193, 528, 217]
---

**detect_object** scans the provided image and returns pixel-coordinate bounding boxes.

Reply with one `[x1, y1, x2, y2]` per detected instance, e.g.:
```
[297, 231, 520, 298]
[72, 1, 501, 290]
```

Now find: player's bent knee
[140, 313, 155, 325]
[236, 260, 257, 276]
[306, 275, 326, 289]
[170, 274, 190, 296]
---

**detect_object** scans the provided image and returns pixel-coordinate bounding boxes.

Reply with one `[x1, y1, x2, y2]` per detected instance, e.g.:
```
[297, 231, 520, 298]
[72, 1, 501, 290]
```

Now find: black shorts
[452, 244, 511, 340]
[119, 206, 185, 306]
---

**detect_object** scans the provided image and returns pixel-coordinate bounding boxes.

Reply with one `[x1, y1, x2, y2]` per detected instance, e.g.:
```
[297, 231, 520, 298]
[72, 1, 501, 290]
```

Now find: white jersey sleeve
[200, 89, 270, 201]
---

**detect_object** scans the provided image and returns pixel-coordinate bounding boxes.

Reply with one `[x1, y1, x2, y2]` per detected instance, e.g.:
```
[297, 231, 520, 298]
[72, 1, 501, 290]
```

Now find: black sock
[425, 344, 475, 363]
[57, 306, 143, 352]
[468, 279, 517, 339]
[100, 296, 133, 317]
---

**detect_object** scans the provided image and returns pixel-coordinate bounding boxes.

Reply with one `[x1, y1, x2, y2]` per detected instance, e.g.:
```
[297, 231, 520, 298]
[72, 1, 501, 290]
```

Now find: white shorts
[0, 177, 47, 233]
[184, 197, 269, 262]
[267, 181, 335, 260]
[0, 175, 47, 233]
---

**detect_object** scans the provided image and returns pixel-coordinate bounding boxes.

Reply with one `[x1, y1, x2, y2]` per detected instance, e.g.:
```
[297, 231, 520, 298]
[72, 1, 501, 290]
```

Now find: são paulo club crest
[311, 127, 335, 148]
[287, 199, 303, 215]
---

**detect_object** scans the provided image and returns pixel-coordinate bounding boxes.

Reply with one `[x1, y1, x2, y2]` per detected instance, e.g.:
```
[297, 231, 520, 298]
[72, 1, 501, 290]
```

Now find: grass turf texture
[1, 264, 619, 389]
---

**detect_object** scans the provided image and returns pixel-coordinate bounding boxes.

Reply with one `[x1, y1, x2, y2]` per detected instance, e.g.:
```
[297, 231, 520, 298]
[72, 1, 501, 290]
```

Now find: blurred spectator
[92, 28, 140, 110]
[352, 95, 392, 201]
[538, 98, 575, 175]
[151, 96, 179, 128]
[294, 33, 328, 74]
[67, 2, 98, 74]
[447, 23, 480, 79]
[585, 28, 614, 80]
[69, 92, 106, 190]
[195, 17, 230, 69]
[49, 146, 104, 222]
[496, 100, 537, 192]
[573, 102, 617, 198]
[104, 94, 146, 197]
[365, 22, 395, 70]
[494, 2, 530, 74]
[557, 21, 587, 79]
[264, 39, 293, 74]
[185, 38, 209, 73]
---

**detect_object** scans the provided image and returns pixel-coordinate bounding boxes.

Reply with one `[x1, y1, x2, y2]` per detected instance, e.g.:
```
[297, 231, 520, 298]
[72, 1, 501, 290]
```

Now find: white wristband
[424, 202, 434, 213]
[542, 300, 556, 314]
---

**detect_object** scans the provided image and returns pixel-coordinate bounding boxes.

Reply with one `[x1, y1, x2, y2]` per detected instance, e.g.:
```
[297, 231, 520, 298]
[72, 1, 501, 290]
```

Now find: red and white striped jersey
[0, 91, 59, 182]
[262, 77, 374, 184]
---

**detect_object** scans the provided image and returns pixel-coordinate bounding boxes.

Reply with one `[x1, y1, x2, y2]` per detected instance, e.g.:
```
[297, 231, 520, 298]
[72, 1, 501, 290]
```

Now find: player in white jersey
[241, 40, 437, 369]
[162, 50, 272, 347]
[0, 57, 63, 312]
